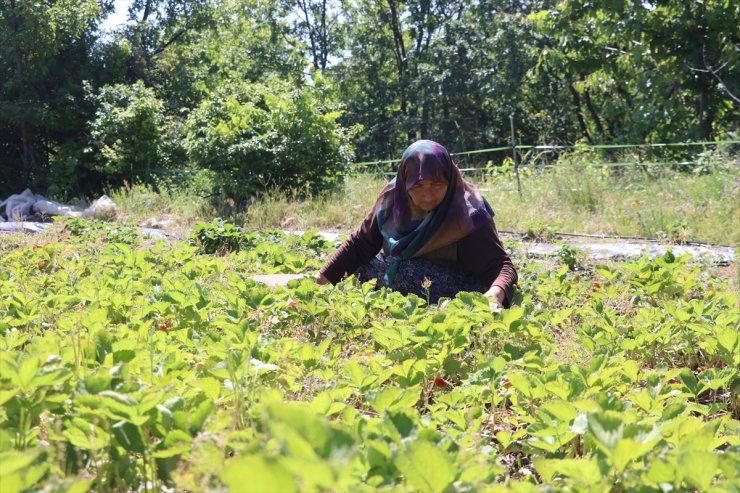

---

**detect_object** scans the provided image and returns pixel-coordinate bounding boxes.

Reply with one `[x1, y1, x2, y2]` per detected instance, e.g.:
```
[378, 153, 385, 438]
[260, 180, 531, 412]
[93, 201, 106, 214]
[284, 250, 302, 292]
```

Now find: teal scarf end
[384, 257, 401, 286]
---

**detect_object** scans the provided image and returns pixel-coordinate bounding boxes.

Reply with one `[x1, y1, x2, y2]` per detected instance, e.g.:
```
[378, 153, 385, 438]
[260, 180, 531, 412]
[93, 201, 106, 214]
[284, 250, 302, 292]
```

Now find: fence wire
[345, 139, 739, 176]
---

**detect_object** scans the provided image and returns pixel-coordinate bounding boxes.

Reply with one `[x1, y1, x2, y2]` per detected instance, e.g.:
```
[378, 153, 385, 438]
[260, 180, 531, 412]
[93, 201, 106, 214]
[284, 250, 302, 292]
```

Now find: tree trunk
[583, 88, 607, 139]
[7, 0, 33, 187]
[420, 98, 430, 138]
[386, 0, 408, 120]
[698, 86, 714, 140]
[568, 83, 593, 144]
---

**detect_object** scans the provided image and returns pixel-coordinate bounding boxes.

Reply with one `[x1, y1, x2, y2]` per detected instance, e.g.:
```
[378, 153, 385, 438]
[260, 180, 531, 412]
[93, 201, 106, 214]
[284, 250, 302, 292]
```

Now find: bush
[182, 77, 353, 201]
[86, 81, 170, 185]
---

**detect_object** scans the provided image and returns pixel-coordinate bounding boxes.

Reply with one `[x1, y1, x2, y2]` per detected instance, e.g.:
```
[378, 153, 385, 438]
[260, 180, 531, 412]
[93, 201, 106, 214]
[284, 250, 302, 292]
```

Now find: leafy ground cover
[0, 220, 738, 492]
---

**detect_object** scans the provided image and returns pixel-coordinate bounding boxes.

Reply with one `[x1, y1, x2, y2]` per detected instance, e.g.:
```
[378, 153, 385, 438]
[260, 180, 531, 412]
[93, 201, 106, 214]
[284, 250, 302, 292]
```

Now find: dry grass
[65, 162, 740, 247]
[482, 166, 739, 245]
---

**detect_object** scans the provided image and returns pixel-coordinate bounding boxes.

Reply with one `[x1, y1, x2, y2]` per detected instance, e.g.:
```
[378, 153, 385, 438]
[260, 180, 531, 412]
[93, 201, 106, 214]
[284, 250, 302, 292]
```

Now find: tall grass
[480, 164, 738, 245]
[234, 164, 737, 245]
[106, 159, 738, 246]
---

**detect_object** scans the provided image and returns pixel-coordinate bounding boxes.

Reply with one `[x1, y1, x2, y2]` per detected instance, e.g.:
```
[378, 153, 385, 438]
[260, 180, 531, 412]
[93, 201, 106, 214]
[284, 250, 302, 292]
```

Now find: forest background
[0, 0, 737, 203]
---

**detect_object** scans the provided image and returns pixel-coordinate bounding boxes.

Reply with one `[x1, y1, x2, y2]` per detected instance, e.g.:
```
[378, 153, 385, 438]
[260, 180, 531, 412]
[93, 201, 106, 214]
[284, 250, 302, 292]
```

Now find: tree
[116, 0, 213, 85]
[0, 0, 105, 195]
[331, 0, 551, 160]
[529, 0, 739, 144]
[285, 0, 346, 72]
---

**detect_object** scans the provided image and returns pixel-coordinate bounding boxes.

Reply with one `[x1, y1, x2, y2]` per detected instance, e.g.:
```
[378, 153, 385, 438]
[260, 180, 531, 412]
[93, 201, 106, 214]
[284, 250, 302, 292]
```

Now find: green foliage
[57, 217, 141, 245]
[557, 243, 583, 271]
[1, 0, 737, 199]
[190, 220, 334, 272]
[0, 0, 107, 196]
[190, 218, 246, 254]
[182, 77, 353, 199]
[530, 0, 739, 144]
[86, 81, 171, 185]
[0, 230, 737, 491]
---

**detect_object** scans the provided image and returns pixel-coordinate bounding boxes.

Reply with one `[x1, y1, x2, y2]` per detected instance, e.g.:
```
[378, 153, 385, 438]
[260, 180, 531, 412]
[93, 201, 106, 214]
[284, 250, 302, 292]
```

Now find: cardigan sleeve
[457, 220, 518, 307]
[319, 209, 384, 284]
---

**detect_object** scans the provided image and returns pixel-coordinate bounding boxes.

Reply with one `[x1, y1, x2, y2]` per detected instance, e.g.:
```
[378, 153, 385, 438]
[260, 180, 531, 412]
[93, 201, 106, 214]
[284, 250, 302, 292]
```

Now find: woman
[315, 140, 517, 308]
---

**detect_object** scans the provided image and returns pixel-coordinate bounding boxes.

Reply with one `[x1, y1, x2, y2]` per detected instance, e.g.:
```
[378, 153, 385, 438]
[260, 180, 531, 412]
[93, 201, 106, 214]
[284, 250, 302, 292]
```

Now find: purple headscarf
[372, 140, 493, 283]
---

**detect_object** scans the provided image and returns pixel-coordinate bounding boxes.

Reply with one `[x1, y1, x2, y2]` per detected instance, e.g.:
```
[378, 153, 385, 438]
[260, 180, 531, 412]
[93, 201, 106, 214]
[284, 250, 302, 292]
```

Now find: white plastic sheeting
[285, 231, 735, 264]
[521, 241, 735, 263]
[0, 189, 116, 222]
[0, 220, 733, 264]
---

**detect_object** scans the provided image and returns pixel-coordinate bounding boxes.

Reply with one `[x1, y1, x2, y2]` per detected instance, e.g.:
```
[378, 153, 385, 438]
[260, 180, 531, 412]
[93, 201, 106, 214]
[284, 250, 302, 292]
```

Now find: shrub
[182, 77, 353, 201]
[86, 81, 169, 185]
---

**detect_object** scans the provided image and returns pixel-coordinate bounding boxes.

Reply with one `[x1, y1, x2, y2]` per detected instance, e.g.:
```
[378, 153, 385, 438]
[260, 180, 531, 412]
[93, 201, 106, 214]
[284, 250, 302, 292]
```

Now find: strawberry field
[1, 219, 738, 492]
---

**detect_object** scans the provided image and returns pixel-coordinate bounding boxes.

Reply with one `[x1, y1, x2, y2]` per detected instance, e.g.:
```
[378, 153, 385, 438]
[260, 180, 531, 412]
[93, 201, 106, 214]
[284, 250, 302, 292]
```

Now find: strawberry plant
[0, 227, 737, 492]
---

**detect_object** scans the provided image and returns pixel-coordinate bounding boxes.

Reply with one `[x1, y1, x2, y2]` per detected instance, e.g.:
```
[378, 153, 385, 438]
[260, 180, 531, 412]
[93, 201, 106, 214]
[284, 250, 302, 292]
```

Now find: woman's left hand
[484, 285, 506, 310]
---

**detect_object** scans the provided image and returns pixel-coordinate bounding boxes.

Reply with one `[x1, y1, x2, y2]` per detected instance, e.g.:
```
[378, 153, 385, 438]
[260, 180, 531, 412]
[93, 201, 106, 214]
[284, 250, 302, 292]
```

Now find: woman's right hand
[315, 273, 329, 285]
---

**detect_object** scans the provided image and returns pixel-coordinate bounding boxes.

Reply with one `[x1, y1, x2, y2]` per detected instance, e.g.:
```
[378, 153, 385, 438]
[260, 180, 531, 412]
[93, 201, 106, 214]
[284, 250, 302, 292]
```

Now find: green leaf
[678, 451, 718, 491]
[153, 429, 193, 459]
[83, 372, 111, 394]
[266, 403, 354, 459]
[620, 360, 640, 382]
[539, 399, 578, 422]
[221, 455, 296, 493]
[17, 357, 39, 391]
[628, 390, 660, 414]
[387, 410, 417, 439]
[0, 389, 19, 406]
[534, 457, 602, 484]
[678, 368, 703, 397]
[66, 479, 95, 493]
[112, 349, 136, 363]
[395, 441, 457, 493]
[502, 306, 525, 330]
[31, 367, 71, 388]
[368, 386, 419, 413]
[0, 450, 35, 475]
[0, 430, 12, 452]
[193, 377, 221, 400]
[528, 435, 562, 453]
[646, 459, 675, 484]
[112, 421, 147, 453]
[611, 438, 654, 472]
[508, 372, 541, 399]
[587, 412, 624, 452]
[716, 327, 737, 351]
[62, 424, 108, 451]
[366, 440, 391, 469]
[662, 402, 687, 420]
[189, 399, 213, 435]
[496, 431, 512, 449]
[0, 450, 48, 493]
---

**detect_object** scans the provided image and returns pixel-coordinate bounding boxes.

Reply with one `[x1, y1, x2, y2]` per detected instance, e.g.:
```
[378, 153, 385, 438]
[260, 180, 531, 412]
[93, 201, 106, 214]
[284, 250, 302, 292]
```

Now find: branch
[150, 27, 187, 57]
[702, 44, 739, 105]
[386, 0, 406, 77]
[297, 0, 320, 69]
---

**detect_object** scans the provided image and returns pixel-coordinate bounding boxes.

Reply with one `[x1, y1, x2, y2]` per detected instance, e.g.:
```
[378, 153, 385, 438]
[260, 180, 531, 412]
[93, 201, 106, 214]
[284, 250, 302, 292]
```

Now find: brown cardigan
[319, 209, 518, 307]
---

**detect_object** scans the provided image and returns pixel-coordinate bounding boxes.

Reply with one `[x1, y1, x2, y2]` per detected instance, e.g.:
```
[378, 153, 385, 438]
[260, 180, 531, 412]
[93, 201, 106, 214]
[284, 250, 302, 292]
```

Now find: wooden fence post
[510, 114, 522, 197]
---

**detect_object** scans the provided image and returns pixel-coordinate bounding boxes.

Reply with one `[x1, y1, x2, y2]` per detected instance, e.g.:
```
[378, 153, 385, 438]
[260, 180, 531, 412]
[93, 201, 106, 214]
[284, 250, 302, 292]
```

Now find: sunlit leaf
[395, 441, 457, 493]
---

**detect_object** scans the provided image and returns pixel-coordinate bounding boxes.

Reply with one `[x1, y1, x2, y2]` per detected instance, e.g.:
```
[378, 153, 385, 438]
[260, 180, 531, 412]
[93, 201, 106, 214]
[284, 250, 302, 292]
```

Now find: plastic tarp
[0, 189, 116, 222]
[522, 241, 735, 263]
[1, 218, 733, 265]
[285, 231, 735, 264]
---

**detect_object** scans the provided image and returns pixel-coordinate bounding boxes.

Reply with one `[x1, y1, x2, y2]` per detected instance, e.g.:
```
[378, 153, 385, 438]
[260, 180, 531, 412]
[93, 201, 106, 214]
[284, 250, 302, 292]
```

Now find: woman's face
[407, 179, 448, 213]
